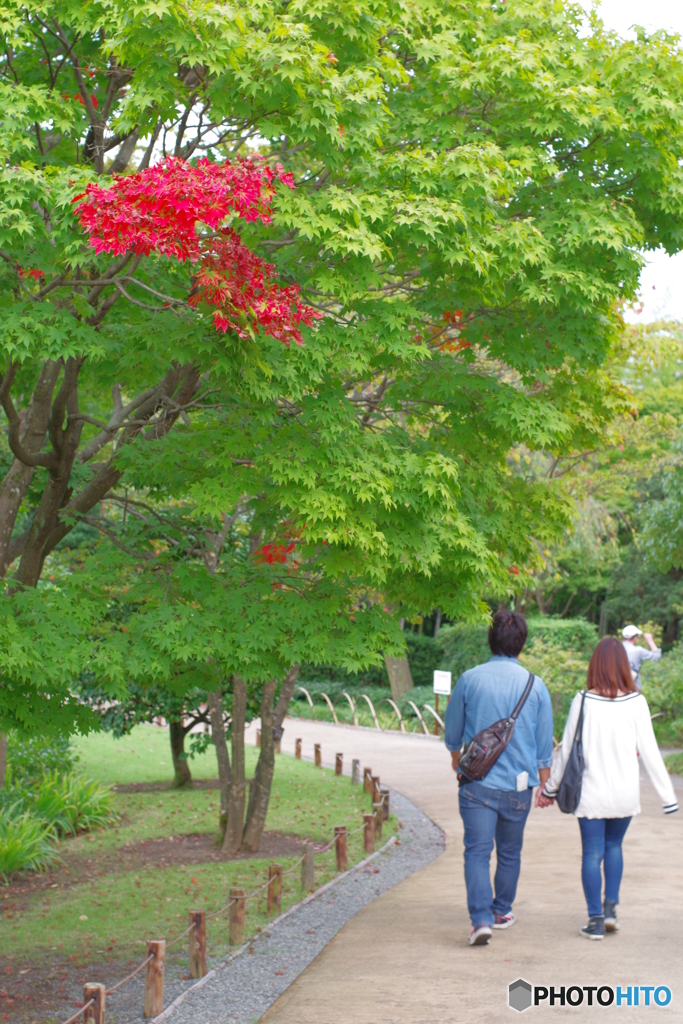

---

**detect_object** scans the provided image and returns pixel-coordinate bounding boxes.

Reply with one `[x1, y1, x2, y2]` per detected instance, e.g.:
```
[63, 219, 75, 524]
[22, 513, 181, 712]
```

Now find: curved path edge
[152, 835, 400, 1022]
[147, 784, 445, 1024]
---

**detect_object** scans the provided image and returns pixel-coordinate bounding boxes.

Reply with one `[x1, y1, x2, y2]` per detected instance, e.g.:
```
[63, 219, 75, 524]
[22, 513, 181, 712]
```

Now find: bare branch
[79, 514, 155, 560]
[109, 129, 140, 174]
[138, 121, 161, 171]
[53, 22, 98, 125]
[86, 253, 135, 306]
[77, 382, 166, 463]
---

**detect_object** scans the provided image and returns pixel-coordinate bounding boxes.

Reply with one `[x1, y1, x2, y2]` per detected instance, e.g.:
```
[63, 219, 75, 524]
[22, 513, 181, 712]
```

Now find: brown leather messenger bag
[457, 672, 535, 783]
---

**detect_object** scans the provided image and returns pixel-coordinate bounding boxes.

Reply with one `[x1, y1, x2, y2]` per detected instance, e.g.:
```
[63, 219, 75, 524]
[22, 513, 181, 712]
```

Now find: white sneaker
[493, 913, 515, 930]
[469, 924, 492, 946]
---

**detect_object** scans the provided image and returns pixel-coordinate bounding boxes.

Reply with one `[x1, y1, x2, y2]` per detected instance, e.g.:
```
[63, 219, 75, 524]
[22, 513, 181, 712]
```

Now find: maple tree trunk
[12, 358, 85, 588]
[241, 678, 276, 853]
[384, 655, 413, 701]
[222, 677, 246, 855]
[0, 360, 61, 577]
[169, 719, 192, 788]
[208, 687, 231, 840]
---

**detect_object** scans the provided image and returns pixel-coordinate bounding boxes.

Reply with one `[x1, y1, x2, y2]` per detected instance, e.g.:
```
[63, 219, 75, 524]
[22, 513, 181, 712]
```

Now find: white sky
[577, 2, 683, 322]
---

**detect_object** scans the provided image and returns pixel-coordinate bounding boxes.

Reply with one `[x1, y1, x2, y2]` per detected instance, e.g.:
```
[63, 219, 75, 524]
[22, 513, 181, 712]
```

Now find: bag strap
[509, 672, 535, 722]
[573, 690, 587, 745]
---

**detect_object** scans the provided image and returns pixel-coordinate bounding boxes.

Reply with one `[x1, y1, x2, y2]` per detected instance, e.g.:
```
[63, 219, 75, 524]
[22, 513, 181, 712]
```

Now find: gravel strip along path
[101, 789, 444, 1024]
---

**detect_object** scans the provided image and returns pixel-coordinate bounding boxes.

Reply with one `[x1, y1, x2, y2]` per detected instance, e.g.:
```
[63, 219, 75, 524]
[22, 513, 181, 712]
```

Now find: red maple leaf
[74, 157, 320, 345]
[253, 542, 296, 565]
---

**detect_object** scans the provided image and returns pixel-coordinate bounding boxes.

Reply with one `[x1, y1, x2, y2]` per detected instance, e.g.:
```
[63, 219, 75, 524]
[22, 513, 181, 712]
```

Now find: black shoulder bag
[458, 672, 535, 782]
[556, 691, 586, 814]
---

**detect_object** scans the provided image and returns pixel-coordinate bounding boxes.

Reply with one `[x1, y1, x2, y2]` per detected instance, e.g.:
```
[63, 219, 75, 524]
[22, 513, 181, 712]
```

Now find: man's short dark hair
[488, 609, 528, 658]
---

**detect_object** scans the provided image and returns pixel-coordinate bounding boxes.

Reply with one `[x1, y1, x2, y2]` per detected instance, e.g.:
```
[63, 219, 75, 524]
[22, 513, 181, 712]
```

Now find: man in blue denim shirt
[445, 610, 554, 946]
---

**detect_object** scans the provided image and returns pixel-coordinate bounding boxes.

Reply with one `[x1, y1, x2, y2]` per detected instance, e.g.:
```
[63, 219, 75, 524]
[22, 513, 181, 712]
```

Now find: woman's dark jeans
[458, 780, 532, 927]
[578, 816, 632, 918]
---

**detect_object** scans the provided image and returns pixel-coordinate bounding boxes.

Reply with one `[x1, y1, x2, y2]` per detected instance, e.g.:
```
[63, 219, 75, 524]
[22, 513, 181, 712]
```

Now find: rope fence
[106, 954, 154, 993]
[60, 1000, 95, 1024]
[56, 743, 393, 1024]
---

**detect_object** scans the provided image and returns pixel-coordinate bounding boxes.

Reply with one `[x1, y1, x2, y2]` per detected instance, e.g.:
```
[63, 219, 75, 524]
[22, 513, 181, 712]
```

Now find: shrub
[0, 811, 58, 881]
[5, 732, 77, 787]
[435, 617, 599, 737]
[299, 633, 441, 688]
[518, 638, 591, 738]
[402, 634, 442, 687]
[435, 622, 491, 679]
[639, 644, 683, 745]
[31, 773, 118, 836]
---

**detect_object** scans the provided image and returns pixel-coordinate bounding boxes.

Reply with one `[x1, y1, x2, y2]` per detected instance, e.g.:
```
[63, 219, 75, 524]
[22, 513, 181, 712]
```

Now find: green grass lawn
[73, 725, 220, 786]
[1, 725, 394, 966]
[664, 751, 683, 775]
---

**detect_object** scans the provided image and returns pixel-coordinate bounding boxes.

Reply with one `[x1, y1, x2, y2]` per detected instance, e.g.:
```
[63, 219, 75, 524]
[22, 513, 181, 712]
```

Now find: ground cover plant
[0, 733, 117, 879]
[0, 725, 395, 1023]
[0, 813, 57, 881]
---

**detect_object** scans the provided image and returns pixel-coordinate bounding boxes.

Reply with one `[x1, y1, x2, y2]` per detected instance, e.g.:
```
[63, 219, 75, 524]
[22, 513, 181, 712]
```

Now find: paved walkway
[253, 717, 683, 1023]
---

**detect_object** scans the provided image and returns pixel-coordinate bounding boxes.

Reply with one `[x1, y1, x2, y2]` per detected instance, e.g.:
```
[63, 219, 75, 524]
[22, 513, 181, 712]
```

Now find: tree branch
[0, 362, 55, 468]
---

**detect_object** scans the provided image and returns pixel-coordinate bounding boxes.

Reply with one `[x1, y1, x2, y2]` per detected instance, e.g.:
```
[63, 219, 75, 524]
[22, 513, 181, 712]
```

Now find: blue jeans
[458, 780, 532, 927]
[578, 816, 631, 918]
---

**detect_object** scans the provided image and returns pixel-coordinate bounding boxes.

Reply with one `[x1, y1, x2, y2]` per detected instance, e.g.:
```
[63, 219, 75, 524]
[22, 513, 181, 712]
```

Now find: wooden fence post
[143, 940, 165, 1018]
[363, 767, 372, 793]
[268, 862, 283, 914]
[274, 737, 281, 754]
[301, 842, 315, 891]
[335, 753, 343, 776]
[372, 775, 381, 804]
[380, 786, 390, 821]
[334, 825, 348, 872]
[314, 743, 322, 767]
[363, 813, 375, 854]
[188, 910, 207, 979]
[229, 888, 246, 944]
[256, 729, 261, 748]
[373, 803, 382, 840]
[351, 759, 360, 785]
[83, 983, 105, 1024]
[295, 738, 302, 759]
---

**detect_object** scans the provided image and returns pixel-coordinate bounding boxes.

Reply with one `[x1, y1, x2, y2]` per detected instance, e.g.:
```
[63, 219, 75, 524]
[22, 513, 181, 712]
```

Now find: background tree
[80, 679, 222, 789]
[507, 322, 683, 640]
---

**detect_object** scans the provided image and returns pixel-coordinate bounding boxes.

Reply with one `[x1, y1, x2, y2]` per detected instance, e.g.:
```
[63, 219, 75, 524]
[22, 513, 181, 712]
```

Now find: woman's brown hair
[587, 637, 636, 698]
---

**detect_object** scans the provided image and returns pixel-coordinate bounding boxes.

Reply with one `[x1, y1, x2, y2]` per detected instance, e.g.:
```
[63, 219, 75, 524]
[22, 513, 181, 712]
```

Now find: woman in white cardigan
[539, 637, 678, 940]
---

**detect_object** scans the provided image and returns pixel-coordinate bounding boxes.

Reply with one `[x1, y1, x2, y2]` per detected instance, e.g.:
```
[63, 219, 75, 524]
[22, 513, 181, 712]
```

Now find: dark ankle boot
[581, 915, 605, 940]
[603, 900, 619, 932]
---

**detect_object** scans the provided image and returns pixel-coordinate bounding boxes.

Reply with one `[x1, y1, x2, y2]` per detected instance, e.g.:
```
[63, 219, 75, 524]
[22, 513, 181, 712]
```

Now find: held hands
[536, 788, 555, 808]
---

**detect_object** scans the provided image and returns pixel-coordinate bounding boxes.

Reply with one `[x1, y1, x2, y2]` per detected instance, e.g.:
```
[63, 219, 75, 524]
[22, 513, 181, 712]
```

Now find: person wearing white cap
[621, 625, 661, 691]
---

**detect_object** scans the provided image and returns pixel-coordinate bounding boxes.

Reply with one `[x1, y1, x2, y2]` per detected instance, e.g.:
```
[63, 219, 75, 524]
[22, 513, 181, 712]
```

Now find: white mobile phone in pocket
[516, 771, 529, 791]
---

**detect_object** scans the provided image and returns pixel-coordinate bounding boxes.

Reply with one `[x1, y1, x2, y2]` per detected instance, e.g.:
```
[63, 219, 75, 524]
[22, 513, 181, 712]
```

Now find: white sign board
[433, 670, 452, 695]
